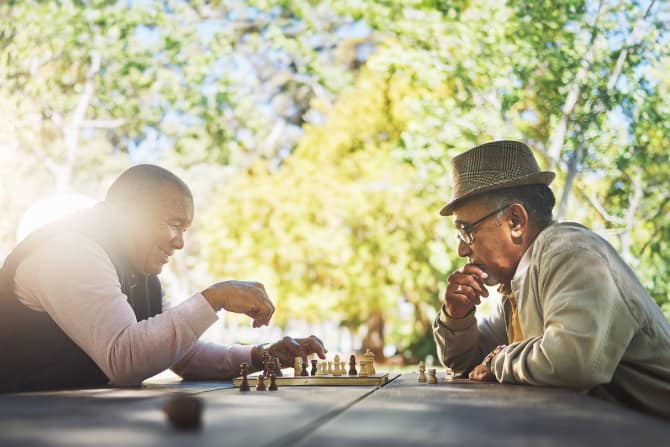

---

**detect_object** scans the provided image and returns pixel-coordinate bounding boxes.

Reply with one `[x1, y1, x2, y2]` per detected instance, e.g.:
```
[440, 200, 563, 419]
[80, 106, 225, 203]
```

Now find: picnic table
[1, 372, 668, 446]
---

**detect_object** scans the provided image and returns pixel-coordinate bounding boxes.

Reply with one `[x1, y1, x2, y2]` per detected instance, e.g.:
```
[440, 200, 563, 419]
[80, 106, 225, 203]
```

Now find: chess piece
[364, 349, 376, 375]
[444, 367, 455, 382]
[239, 362, 250, 391]
[262, 351, 271, 377]
[327, 361, 333, 375]
[418, 361, 427, 383]
[358, 358, 370, 377]
[256, 374, 267, 391]
[269, 373, 278, 391]
[349, 355, 357, 376]
[311, 359, 318, 376]
[274, 357, 283, 377]
[428, 368, 438, 384]
[294, 357, 302, 377]
[301, 359, 309, 376]
[162, 393, 203, 430]
[333, 355, 343, 376]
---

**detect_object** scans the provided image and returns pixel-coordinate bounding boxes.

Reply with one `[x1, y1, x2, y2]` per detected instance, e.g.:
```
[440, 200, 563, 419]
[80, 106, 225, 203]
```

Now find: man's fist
[444, 264, 489, 318]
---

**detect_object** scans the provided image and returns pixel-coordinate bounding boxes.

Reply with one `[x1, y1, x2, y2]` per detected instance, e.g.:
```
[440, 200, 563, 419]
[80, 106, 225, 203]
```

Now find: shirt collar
[512, 221, 556, 282]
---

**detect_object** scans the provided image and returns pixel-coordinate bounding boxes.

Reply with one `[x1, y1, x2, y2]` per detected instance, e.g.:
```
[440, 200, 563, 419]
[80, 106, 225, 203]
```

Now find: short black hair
[482, 184, 555, 228]
[105, 164, 193, 207]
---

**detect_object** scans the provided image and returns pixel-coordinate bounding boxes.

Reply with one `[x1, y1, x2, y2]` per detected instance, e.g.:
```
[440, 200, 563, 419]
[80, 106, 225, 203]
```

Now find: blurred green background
[1, 0, 669, 366]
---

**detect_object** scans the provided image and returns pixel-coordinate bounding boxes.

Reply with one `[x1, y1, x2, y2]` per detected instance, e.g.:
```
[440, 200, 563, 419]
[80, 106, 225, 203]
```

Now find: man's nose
[457, 239, 471, 258]
[171, 231, 185, 250]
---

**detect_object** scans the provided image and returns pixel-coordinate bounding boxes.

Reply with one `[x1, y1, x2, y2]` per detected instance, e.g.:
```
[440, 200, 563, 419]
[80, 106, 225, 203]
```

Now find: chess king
[433, 140, 670, 419]
[0, 164, 327, 392]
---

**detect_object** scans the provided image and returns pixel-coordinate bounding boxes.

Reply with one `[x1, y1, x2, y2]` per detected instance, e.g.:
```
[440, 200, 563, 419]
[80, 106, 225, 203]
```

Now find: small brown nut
[162, 393, 203, 430]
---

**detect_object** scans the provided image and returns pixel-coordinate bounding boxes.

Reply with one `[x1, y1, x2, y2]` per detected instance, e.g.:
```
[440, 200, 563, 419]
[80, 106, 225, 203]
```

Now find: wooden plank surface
[0, 378, 385, 447]
[295, 372, 670, 447]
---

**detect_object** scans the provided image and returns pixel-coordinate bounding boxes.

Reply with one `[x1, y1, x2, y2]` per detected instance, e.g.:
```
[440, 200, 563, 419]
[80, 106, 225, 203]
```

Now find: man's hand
[468, 362, 496, 382]
[444, 264, 489, 318]
[252, 335, 328, 370]
[201, 280, 275, 327]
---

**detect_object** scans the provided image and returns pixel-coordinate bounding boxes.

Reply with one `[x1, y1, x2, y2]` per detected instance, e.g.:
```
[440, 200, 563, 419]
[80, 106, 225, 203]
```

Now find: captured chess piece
[418, 361, 427, 383]
[239, 362, 250, 391]
[256, 374, 267, 391]
[301, 359, 309, 376]
[428, 368, 438, 384]
[311, 359, 318, 376]
[349, 355, 357, 376]
[163, 393, 203, 430]
[269, 373, 278, 391]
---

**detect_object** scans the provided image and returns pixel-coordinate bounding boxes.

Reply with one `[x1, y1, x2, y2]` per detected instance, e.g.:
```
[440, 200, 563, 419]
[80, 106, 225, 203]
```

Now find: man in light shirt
[0, 164, 326, 392]
[432, 140, 670, 419]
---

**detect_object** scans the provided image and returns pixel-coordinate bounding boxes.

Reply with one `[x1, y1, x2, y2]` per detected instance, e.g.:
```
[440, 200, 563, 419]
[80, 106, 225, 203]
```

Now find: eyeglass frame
[455, 204, 510, 245]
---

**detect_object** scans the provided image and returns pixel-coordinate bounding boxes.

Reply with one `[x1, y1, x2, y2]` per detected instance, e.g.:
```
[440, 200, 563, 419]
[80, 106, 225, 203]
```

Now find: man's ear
[507, 203, 528, 242]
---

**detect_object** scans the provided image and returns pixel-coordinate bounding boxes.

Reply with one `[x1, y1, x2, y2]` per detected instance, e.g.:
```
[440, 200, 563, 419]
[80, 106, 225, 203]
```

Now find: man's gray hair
[483, 184, 555, 228]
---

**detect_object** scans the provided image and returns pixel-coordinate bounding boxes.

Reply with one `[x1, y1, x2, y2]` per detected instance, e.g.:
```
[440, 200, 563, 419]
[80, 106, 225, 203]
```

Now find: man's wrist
[483, 344, 506, 370]
[250, 343, 270, 370]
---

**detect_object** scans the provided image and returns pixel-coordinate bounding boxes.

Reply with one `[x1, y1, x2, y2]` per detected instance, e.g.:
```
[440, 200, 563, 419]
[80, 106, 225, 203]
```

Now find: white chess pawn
[428, 368, 438, 384]
[327, 361, 333, 375]
[294, 357, 302, 377]
[364, 349, 376, 375]
[444, 367, 455, 382]
[418, 361, 427, 383]
[333, 355, 343, 376]
[315, 362, 325, 376]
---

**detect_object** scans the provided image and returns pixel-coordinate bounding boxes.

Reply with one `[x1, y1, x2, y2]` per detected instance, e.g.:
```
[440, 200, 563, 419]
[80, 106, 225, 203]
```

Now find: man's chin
[484, 275, 500, 287]
[143, 264, 164, 275]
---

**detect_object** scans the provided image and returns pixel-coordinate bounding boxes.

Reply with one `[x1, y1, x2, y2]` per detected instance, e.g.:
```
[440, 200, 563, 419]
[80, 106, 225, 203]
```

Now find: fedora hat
[440, 140, 555, 216]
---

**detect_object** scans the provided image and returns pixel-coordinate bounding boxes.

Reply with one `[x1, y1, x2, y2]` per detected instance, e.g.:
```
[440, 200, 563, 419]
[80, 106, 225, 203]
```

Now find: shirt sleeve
[432, 300, 508, 375]
[491, 247, 640, 389]
[13, 233, 219, 386]
[170, 341, 253, 380]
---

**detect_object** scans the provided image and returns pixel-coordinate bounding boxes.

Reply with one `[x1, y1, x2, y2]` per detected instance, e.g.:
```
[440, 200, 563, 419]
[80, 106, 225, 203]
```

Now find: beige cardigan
[433, 222, 670, 419]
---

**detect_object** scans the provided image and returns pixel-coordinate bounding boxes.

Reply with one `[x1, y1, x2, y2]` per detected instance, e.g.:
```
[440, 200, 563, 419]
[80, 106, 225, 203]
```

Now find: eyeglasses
[456, 205, 509, 245]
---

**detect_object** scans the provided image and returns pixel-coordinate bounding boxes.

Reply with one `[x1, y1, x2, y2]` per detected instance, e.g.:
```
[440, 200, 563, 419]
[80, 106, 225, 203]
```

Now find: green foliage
[2, 0, 670, 361]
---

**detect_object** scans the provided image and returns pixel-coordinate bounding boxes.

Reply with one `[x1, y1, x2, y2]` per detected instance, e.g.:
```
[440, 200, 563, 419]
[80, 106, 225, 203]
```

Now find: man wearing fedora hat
[432, 140, 670, 419]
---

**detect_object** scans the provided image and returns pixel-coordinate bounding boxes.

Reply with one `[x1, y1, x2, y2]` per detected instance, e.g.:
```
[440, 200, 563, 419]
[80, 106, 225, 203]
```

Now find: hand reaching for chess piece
[251, 335, 327, 371]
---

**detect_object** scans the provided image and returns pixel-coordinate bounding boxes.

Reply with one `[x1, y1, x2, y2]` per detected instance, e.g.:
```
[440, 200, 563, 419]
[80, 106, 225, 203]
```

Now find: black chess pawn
[349, 355, 358, 376]
[310, 359, 318, 376]
[256, 374, 266, 391]
[239, 362, 250, 392]
[269, 373, 278, 391]
[163, 393, 203, 430]
[300, 359, 309, 376]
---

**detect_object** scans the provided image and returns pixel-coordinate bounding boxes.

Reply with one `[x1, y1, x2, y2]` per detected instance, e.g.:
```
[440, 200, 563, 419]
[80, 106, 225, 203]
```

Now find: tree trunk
[557, 144, 583, 220]
[362, 311, 385, 362]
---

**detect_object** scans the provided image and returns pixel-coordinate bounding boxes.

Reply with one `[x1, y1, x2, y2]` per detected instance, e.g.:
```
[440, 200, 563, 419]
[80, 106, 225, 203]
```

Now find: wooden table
[1, 372, 668, 446]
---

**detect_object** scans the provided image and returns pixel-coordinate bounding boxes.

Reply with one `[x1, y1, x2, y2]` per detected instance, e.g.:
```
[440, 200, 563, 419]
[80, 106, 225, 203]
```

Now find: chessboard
[233, 370, 394, 387]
